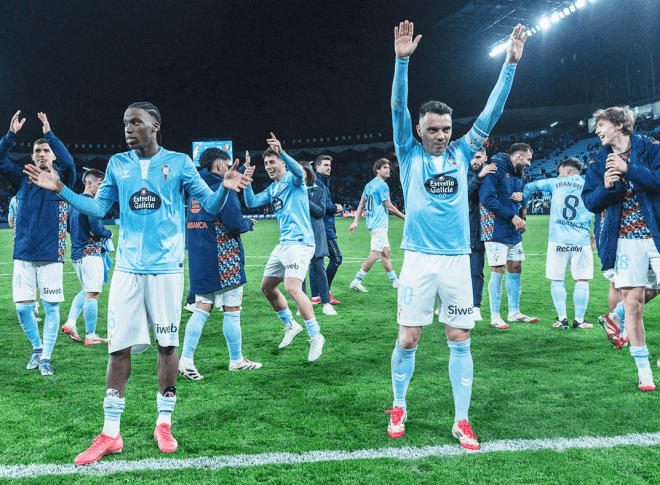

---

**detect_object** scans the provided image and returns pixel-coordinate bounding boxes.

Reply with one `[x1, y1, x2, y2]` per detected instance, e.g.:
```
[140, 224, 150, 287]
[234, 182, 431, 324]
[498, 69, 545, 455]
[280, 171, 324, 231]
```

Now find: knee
[284, 280, 302, 298]
[157, 345, 176, 356]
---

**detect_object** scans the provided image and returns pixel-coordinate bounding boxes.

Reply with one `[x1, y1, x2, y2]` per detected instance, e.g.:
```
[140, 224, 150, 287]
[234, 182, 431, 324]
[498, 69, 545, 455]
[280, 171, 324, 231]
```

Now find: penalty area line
[3, 431, 660, 479]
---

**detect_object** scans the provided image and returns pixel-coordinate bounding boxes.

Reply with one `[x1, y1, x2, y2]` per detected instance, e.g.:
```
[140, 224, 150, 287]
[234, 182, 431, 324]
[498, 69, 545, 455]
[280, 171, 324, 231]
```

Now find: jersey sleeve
[522, 179, 553, 206]
[244, 184, 271, 208]
[391, 58, 416, 160]
[182, 156, 229, 214]
[380, 182, 390, 202]
[281, 152, 304, 187]
[59, 165, 118, 219]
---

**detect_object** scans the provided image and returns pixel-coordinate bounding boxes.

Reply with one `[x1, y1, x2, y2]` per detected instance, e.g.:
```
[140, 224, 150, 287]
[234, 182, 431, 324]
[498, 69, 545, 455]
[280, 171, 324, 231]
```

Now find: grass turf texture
[1, 215, 660, 484]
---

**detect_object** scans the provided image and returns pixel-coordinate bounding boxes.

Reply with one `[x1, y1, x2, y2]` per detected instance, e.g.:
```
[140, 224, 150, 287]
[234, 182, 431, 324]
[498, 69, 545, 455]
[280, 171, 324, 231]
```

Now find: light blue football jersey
[363, 177, 390, 230]
[58, 147, 229, 274]
[523, 175, 592, 246]
[392, 58, 516, 255]
[244, 152, 314, 246]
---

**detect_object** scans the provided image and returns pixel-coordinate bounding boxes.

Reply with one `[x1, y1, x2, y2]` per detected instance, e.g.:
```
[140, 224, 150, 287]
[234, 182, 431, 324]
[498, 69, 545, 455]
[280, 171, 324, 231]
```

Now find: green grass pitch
[1, 215, 660, 484]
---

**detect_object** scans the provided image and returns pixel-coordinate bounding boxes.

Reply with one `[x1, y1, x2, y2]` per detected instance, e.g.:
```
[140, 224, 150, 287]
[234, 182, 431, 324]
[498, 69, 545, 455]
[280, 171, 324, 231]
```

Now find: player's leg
[570, 245, 594, 328]
[484, 242, 507, 328]
[350, 250, 379, 292]
[547, 242, 569, 328]
[78, 256, 107, 344]
[388, 324, 420, 438]
[223, 287, 261, 370]
[325, 237, 342, 290]
[36, 262, 65, 375]
[469, 247, 485, 321]
[13, 260, 42, 369]
[179, 297, 213, 380]
[380, 245, 399, 287]
[506, 243, 538, 323]
[437, 254, 479, 450]
[63, 259, 85, 341]
[310, 255, 335, 315]
[599, 271, 626, 347]
[75, 271, 151, 465]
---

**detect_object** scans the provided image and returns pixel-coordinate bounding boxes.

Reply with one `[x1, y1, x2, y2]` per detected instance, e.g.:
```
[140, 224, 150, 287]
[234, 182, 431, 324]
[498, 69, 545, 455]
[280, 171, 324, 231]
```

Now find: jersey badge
[190, 198, 201, 214]
[272, 197, 283, 212]
[161, 165, 171, 181]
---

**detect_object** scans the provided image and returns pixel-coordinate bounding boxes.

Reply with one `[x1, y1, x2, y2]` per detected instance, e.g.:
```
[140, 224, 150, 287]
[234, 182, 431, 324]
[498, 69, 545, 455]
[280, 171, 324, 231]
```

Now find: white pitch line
[3, 431, 660, 480]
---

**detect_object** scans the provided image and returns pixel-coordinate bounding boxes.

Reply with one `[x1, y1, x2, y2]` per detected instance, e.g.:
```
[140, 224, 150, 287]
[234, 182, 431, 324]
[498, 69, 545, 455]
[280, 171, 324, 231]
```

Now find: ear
[416, 124, 422, 138]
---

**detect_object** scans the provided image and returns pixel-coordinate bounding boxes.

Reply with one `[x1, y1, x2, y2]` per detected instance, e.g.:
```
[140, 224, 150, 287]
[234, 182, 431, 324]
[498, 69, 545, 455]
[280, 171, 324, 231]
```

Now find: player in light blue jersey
[244, 133, 325, 362]
[386, 20, 527, 450]
[25, 102, 251, 465]
[523, 157, 594, 329]
[348, 158, 405, 291]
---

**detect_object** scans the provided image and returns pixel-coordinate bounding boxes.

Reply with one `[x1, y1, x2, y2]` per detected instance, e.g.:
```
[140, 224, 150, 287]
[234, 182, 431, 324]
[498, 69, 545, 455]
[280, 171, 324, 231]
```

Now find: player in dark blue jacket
[179, 148, 260, 380]
[479, 143, 537, 328]
[0, 111, 76, 376]
[62, 169, 113, 346]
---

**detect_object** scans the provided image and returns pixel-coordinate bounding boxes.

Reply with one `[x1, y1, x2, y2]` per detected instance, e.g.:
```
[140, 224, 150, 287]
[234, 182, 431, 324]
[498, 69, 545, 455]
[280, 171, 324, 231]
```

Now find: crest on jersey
[129, 187, 162, 214]
[161, 165, 171, 181]
[190, 198, 201, 214]
[272, 197, 283, 212]
[424, 174, 458, 195]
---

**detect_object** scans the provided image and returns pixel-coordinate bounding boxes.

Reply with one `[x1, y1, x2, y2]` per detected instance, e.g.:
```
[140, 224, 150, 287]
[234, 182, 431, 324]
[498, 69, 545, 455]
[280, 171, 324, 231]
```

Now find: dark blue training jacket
[314, 171, 338, 240]
[69, 193, 112, 260]
[0, 130, 76, 262]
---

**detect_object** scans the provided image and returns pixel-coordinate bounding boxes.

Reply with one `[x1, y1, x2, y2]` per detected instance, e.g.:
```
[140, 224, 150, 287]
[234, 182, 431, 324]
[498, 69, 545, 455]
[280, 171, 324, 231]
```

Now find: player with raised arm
[179, 148, 261, 380]
[61, 169, 113, 345]
[582, 106, 660, 391]
[387, 20, 526, 449]
[348, 158, 405, 292]
[24, 102, 251, 464]
[0, 111, 76, 376]
[523, 158, 594, 329]
[244, 133, 325, 362]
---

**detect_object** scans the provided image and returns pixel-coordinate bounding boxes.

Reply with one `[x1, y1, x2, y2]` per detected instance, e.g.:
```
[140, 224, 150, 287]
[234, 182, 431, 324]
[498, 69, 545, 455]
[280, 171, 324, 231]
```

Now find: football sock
[156, 390, 177, 426]
[506, 272, 522, 314]
[448, 339, 473, 424]
[630, 345, 651, 370]
[41, 301, 60, 360]
[391, 339, 416, 410]
[102, 389, 125, 438]
[83, 298, 99, 335]
[304, 318, 320, 338]
[276, 308, 294, 329]
[223, 311, 243, 362]
[550, 280, 567, 320]
[387, 271, 397, 283]
[355, 269, 367, 282]
[67, 290, 85, 323]
[573, 282, 589, 322]
[488, 272, 504, 316]
[614, 301, 626, 332]
[181, 309, 210, 360]
[16, 303, 42, 349]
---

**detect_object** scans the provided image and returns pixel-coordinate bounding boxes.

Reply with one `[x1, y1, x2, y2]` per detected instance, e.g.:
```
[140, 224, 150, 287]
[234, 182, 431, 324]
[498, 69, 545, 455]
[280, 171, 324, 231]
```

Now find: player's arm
[348, 196, 367, 232]
[308, 187, 326, 220]
[384, 200, 405, 220]
[220, 191, 253, 237]
[0, 111, 27, 185]
[88, 217, 112, 240]
[479, 171, 517, 221]
[39, 113, 76, 189]
[463, 25, 527, 152]
[522, 179, 552, 207]
[391, 21, 421, 155]
[582, 160, 625, 214]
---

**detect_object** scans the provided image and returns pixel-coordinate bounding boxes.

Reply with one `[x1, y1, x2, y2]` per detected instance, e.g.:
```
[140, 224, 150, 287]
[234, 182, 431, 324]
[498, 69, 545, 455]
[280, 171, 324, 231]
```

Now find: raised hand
[266, 132, 282, 154]
[394, 20, 422, 59]
[223, 158, 252, 192]
[479, 163, 497, 179]
[23, 164, 64, 193]
[505, 24, 528, 65]
[38, 112, 51, 134]
[10, 110, 26, 134]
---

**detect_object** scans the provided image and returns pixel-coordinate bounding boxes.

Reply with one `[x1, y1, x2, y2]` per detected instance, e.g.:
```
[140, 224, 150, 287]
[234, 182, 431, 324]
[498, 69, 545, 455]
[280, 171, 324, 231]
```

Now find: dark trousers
[325, 238, 343, 289]
[470, 247, 485, 308]
[305, 255, 331, 304]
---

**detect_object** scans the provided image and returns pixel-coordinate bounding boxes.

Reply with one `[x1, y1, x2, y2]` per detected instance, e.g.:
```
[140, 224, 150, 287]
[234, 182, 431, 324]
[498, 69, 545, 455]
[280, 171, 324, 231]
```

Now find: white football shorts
[545, 242, 594, 281]
[196, 286, 243, 309]
[614, 238, 660, 289]
[485, 241, 525, 267]
[13, 260, 64, 303]
[72, 256, 104, 293]
[263, 244, 314, 281]
[369, 227, 390, 252]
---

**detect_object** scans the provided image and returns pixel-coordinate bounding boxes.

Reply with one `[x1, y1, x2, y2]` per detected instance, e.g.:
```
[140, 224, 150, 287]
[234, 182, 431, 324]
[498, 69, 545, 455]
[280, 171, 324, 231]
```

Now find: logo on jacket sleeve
[424, 174, 458, 195]
[130, 188, 162, 213]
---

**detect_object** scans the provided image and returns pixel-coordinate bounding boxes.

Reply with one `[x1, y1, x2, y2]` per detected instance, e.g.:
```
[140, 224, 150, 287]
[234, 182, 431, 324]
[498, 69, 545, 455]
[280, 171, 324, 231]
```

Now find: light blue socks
[488, 272, 504, 315]
[391, 339, 417, 410]
[181, 309, 210, 360]
[448, 339, 473, 424]
[276, 308, 294, 329]
[16, 303, 41, 349]
[223, 311, 243, 362]
[506, 273, 522, 314]
[41, 301, 60, 360]
[551, 280, 567, 319]
[573, 282, 589, 322]
[83, 298, 99, 334]
[67, 290, 85, 322]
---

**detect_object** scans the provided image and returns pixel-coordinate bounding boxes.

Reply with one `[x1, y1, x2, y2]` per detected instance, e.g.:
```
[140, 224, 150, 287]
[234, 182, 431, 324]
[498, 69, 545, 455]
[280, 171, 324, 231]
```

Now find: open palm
[394, 20, 422, 58]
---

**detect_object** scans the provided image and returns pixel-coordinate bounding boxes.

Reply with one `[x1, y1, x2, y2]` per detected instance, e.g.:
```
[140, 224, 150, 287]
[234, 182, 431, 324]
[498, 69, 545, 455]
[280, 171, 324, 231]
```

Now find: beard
[515, 164, 525, 178]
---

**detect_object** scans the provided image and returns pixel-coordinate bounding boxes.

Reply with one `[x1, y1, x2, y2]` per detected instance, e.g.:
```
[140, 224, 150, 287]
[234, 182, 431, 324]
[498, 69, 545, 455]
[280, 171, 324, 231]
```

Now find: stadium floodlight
[535, 24, 541, 30]
[551, 12, 560, 23]
[569, 4, 576, 12]
[575, 0, 586, 7]
[563, 7, 571, 15]
[530, 27, 536, 34]
[550, 121, 559, 127]
[539, 17, 551, 29]
[559, 12, 565, 18]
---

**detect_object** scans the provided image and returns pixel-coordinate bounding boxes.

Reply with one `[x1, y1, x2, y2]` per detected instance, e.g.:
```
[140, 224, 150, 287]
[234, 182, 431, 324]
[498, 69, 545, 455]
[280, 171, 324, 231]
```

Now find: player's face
[417, 113, 453, 156]
[87, 177, 104, 197]
[32, 143, 55, 170]
[317, 160, 332, 176]
[124, 108, 159, 151]
[377, 164, 391, 179]
[264, 155, 286, 181]
[512, 150, 533, 169]
[595, 118, 623, 148]
[215, 158, 229, 177]
[470, 151, 487, 171]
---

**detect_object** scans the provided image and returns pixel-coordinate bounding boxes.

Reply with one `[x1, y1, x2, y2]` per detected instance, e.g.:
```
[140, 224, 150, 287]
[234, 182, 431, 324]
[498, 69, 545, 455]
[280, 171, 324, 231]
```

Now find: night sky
[1, 0, 658, 154]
